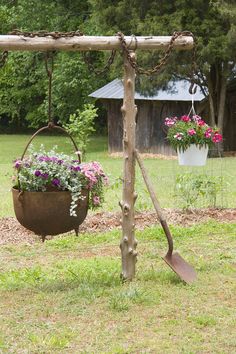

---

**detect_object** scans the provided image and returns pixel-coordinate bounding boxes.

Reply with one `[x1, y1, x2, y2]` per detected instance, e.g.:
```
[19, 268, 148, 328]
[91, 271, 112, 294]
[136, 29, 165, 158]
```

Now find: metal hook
[189, 82, 197, 95]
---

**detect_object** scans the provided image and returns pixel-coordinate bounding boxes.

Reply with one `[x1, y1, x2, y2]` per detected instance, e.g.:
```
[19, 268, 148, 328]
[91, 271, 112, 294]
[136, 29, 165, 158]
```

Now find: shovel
[135, 150, 197, 284]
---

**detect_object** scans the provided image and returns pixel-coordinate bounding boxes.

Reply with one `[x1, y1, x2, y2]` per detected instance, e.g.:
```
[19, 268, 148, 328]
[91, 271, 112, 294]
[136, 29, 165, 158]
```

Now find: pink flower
[84, 171, 97, 184]
[93, 196, 100, 205]
[212, 132, 223, 143]
[181, 115, 190, 122]
[103, 176, 109, 185]
[197, 120, 206, 126]
[204, 128, 213, 138]
[192, 115, 202, 122]
[188, 129, 196, 136]
[174, 132, 184, 140]
[165, 117, 177, 127]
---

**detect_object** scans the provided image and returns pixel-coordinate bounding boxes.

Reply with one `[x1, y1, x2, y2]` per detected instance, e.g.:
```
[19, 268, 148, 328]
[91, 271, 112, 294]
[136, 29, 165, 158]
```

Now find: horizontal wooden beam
[0, 35, 193, 51]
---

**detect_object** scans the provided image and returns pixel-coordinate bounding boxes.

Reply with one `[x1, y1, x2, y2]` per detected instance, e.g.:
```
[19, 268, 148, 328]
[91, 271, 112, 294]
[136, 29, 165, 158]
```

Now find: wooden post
[119, 52, 138, 280]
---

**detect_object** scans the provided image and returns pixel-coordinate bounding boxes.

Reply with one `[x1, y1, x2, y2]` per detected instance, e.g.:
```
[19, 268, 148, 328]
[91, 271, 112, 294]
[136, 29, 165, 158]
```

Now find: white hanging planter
[177, 144, 209, 166]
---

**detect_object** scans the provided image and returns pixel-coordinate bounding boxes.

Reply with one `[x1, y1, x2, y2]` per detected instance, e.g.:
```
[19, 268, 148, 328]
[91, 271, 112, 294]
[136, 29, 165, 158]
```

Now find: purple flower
[14, 160, 22, 169]
[34, 170, 41, 177]
[73, 165, 81, 171]
[52, 178, 60, 186]
[38, 156, 50, 162]
[41, 173, 49, 179]
[57, 159, 63, 165]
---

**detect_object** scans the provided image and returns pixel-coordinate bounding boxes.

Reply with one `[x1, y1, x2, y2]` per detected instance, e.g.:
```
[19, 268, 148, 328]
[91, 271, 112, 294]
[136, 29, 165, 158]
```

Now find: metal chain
[82, 50, 116, 75]
[10, 29, 116, 75]
[6, 29, 197, 78]
[0, 51, 8, 68]
[117, 31, 196, 76]
[44, 52, 54, 125]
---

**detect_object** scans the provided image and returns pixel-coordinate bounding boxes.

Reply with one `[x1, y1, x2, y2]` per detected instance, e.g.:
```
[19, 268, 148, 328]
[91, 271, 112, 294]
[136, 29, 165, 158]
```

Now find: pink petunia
[93, 196, 100, 205]
[103, 176, 109, 185]
[212, 132, 223, 143]
[197, 120, 206, 126]
[204, 128, 213, 138]
[192, 115, 202, 122]
[188, 129, 196, 136]
[164, 117, 177, 127]
[181, 115, 190, 122]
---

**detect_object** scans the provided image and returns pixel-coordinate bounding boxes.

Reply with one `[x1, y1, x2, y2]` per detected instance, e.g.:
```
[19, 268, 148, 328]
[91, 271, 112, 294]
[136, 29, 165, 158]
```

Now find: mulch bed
[0, 208, 236, 245]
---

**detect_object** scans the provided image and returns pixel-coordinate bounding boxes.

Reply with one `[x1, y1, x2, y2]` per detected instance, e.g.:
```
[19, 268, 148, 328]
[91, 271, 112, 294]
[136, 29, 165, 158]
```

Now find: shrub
[63, 103, 98, 154]
[174, 173, 225, 209]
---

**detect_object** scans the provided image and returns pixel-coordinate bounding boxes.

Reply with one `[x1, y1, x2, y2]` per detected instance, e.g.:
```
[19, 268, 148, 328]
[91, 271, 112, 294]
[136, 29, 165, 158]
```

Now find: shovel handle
[135, 150, 173, 255]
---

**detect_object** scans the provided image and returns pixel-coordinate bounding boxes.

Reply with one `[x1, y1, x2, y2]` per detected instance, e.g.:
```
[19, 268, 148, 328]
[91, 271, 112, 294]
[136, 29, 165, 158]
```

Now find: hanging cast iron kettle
[12, 124, 89, 239]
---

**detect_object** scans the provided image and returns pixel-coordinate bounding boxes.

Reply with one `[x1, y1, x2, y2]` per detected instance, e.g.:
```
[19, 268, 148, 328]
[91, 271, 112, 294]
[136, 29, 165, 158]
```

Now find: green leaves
[63, 103, 98, 154]
[175, 173, 226, 209]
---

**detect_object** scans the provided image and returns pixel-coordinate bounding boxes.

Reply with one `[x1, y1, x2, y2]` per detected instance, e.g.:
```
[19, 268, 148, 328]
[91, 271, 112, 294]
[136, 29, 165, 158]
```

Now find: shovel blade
[163, 252, 197, 284]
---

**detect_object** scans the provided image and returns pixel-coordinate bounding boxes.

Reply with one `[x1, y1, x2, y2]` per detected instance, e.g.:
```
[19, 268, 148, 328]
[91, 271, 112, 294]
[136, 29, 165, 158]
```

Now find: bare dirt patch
[0, 208, 235, 245]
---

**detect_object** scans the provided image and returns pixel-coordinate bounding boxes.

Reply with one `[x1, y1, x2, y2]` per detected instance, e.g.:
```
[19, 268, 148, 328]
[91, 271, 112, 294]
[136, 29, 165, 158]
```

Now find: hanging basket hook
[189, 82, 197, 95]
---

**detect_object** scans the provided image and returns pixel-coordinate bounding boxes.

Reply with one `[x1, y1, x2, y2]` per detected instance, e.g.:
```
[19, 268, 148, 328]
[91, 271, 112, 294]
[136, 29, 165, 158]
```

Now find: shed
[89, 79, 206, 155]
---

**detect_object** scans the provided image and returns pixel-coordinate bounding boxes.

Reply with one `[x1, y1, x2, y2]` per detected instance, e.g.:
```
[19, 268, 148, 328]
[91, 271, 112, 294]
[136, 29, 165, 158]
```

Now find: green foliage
[63, 103, 98, 154]
[0, 1, 108, 130]
[89, 0, 236, 129]
[1, 0, 236, 133]
[174, 173, 226, 209]
[0, 52, 47, 128]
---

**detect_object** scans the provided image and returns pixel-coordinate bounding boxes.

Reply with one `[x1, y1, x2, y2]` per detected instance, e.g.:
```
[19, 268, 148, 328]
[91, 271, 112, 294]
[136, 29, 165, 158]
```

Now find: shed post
[119, 52, 138, 280]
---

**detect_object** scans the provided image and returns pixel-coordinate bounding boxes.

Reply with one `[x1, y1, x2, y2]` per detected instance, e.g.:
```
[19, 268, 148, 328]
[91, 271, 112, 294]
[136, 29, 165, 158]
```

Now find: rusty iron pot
[12, 187, 89, 237]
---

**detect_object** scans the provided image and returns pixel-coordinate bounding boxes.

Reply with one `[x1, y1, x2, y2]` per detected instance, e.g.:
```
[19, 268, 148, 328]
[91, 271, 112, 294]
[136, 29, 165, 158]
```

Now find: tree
[0, 0, 108, 129]
[89, 0, 236, 138]
[63, 103, 98, 154]
[1, 0, 236, 139]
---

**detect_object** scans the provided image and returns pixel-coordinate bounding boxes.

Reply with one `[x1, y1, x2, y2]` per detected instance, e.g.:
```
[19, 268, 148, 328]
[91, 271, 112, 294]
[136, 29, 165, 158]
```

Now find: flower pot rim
[12, 186, 68, 194]
[177, 144, 209, 153]
[12, 187, 88, 195]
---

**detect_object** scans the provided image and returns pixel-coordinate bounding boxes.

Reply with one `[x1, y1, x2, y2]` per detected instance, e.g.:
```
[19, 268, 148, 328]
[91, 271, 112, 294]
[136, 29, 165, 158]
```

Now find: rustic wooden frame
[0, 34, 193, 280]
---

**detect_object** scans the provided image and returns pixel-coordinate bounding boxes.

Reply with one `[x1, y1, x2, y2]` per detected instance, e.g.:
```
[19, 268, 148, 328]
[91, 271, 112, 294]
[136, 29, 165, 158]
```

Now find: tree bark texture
[217, 65, 227, 133]
[119, 52, 138, 281]
[0, 35, 193, 52]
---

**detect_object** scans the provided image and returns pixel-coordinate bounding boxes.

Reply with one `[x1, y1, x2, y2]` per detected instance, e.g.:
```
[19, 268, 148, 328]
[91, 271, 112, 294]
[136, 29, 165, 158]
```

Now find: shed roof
[89, 78, 205, 101]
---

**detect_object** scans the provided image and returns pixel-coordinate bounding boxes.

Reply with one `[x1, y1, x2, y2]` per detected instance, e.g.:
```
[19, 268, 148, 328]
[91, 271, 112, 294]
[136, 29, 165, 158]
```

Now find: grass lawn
[0, 134, 236, 217]
[0, 135, 236, 354]
[0, 134, 236, 352]
[0, 221, 235, 353]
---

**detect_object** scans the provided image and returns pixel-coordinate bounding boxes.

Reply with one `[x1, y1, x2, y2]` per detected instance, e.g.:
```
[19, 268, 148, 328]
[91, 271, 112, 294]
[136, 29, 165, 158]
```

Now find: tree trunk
[217, 68, 227, 133]
[119, 52, 138, 281]
[206, 63, 228, 156]
[206, 73, 216, 127]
